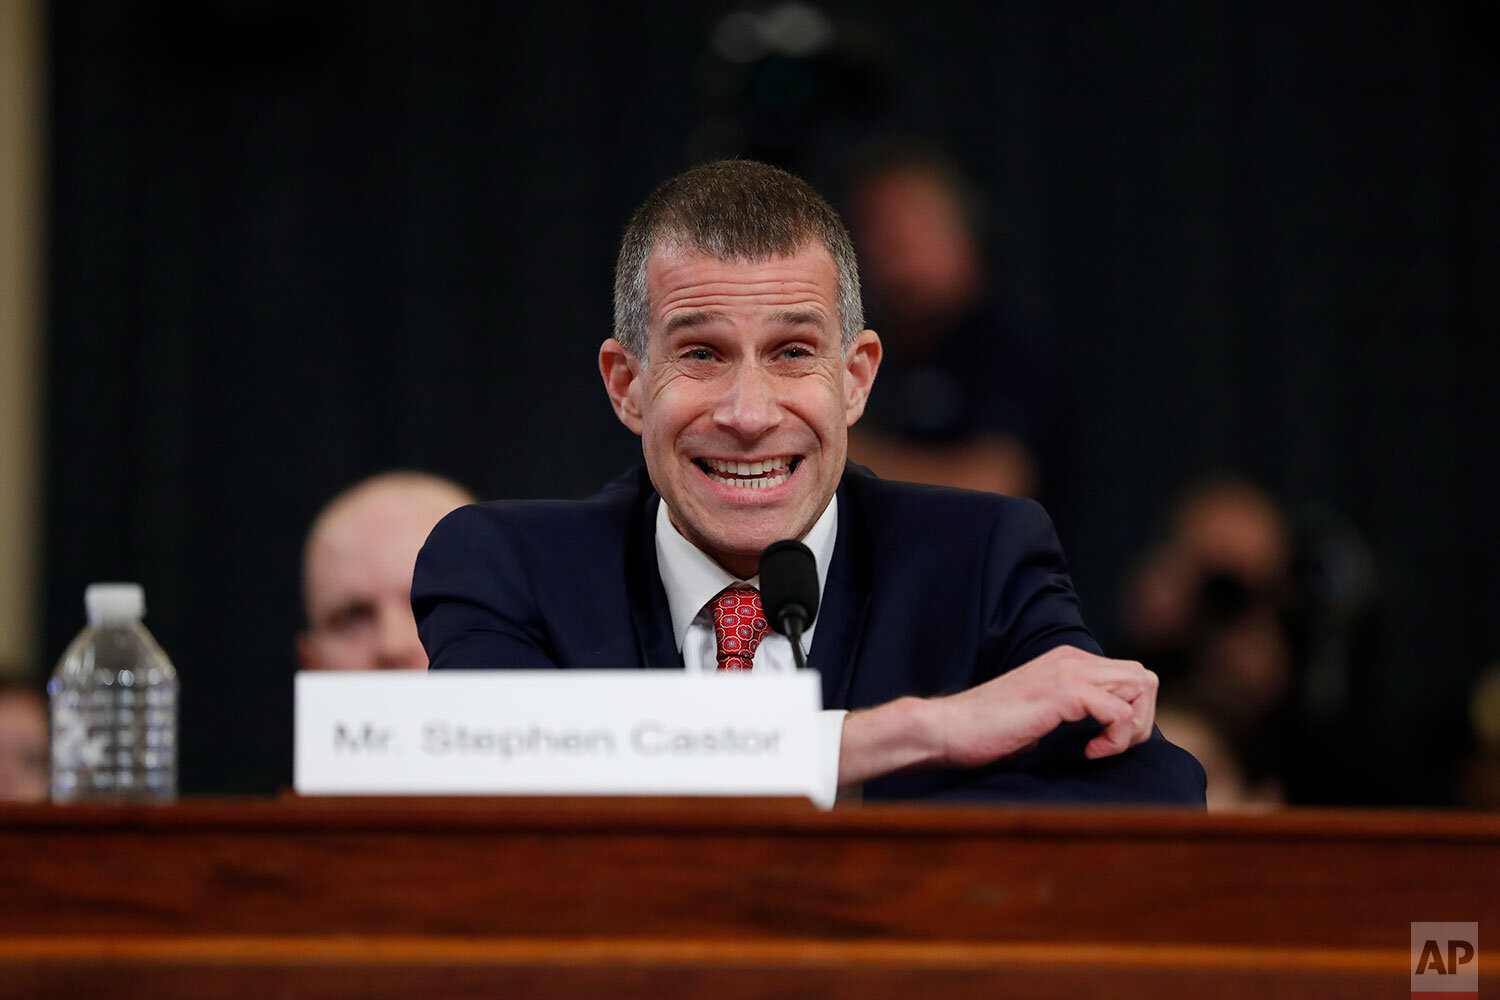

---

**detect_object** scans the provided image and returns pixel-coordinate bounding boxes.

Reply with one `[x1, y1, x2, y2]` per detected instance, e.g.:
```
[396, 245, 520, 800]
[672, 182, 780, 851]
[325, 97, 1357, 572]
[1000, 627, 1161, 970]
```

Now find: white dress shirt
[654, 497, 846, 808]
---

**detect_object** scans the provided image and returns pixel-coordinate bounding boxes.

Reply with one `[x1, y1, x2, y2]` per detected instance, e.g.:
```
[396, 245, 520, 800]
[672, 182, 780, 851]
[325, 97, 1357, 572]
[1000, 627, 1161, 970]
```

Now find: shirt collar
[655, 494, 838, 652]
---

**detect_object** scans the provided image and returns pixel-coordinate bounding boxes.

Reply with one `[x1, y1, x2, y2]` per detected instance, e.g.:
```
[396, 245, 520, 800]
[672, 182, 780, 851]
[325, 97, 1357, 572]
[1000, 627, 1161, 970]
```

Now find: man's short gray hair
[613, 160, 864, 359]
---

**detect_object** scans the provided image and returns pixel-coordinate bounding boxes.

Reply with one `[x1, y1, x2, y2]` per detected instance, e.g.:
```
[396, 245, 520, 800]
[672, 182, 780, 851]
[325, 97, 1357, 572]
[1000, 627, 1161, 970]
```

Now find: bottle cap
[85, 582, 146, 625]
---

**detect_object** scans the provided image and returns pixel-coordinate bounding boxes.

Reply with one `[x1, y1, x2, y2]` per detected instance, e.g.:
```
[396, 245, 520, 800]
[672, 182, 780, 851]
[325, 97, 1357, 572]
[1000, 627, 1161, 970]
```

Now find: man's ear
[843, 329, 882, 426]
[599, 337, 645, 435]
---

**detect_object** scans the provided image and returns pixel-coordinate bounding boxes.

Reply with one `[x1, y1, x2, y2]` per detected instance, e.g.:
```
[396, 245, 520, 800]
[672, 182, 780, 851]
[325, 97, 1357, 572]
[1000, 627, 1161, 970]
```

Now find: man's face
[0, 692, 48, 803]
[601, 244, 880, 577]
[298, 487, 465, 671]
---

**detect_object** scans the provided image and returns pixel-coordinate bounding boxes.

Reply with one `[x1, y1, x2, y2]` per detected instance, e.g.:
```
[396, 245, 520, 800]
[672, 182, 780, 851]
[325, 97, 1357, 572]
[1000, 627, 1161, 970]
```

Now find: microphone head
[758, 540, 819, 635]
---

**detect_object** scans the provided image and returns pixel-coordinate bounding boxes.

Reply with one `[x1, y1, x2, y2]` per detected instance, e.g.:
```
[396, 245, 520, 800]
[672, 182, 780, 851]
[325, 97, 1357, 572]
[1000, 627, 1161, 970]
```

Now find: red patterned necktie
[711, 585, 769, 672]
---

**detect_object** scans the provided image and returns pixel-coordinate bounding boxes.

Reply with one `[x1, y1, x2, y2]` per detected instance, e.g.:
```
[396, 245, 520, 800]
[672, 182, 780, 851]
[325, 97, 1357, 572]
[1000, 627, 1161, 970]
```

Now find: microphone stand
[778, 611, 810, 671]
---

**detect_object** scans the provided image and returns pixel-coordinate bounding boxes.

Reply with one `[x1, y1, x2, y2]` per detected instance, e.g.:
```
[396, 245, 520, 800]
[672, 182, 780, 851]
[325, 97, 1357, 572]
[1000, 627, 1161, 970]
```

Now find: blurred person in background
[1123, 478, 1297, 730]
[298, 471, 474, 672]
[1121, 478, 1297, 796]
[842, 146, 1064, 502]
[1121, 477, 1381, 804]
[0, 677, 48, 802]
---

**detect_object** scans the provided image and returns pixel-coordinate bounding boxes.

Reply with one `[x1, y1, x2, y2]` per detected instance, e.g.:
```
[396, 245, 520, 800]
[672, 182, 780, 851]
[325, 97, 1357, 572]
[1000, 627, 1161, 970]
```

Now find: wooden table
[2, 798, 1495, 998]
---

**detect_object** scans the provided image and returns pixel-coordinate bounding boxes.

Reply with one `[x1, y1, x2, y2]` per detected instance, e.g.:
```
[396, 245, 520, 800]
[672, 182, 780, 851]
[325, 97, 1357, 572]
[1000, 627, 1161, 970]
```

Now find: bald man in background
[298, 472, 475, 672]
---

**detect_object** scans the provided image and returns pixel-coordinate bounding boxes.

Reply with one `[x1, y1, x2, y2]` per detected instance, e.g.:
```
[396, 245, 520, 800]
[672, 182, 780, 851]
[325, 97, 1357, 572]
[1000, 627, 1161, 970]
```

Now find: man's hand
[837, 645, 1159, 787]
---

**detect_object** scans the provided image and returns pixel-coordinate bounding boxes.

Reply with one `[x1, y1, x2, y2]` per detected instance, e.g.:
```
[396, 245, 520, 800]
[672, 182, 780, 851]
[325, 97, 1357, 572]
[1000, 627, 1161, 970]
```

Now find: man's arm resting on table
[836, 644, 1159, 787]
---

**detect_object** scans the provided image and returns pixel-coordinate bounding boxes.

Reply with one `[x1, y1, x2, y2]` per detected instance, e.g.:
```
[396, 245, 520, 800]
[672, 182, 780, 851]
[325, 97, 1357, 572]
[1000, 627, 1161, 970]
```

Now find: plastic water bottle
[49, 583, 178, 802]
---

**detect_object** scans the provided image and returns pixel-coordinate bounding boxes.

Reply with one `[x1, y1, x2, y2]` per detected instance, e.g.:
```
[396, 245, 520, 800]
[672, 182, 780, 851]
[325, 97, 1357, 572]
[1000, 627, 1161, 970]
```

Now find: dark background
[42, 1, 1499, 799]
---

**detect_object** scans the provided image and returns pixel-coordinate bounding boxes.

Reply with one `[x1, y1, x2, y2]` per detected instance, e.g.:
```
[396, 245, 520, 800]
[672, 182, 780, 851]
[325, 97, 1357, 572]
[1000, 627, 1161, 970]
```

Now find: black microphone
[759, 540, 819, 671]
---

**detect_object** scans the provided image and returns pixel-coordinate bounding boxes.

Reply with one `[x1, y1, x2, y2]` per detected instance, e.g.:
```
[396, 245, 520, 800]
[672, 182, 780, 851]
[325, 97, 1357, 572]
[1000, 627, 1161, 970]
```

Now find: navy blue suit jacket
[413, 465, 1205, 804]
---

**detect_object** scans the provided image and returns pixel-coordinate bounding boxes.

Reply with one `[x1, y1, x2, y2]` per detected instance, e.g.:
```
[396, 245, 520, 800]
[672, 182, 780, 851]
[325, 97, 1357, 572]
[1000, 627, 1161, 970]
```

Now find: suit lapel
[809, 471, 872, 710]
[627, 487, 684, 671]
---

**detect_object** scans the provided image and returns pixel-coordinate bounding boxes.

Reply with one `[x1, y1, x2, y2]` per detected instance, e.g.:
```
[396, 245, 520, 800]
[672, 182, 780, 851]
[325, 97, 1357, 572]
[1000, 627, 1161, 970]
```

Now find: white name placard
[294, 670, 822, 800]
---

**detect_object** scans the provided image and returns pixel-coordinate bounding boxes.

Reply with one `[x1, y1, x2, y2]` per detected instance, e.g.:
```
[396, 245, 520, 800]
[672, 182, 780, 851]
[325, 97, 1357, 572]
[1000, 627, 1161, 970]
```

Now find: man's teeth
[705, 457, 790, 476]
[701, 456, 794, 489]
[706, 471, 791, 489]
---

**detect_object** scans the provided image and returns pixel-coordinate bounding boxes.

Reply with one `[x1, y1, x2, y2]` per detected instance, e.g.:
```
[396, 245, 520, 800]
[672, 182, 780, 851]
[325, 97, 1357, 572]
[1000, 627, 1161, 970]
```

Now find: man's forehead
[308, 512, 430, 580]
[304, 491, 455, 612]
[304, 536, 403, 606]
[645, 244, 839, 321]
[311, 487, 462, 555]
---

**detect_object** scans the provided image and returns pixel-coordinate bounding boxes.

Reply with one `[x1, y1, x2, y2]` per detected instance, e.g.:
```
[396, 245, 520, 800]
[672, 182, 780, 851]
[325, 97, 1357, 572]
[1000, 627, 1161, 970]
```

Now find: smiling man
[414, 160, 1204, 805]
[600, 241, 877, 580]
